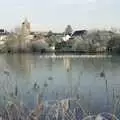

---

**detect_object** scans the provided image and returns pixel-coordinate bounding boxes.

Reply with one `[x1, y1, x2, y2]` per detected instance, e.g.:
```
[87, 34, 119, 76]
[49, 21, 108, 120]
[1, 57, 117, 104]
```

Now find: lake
[0, 54, 120, 119]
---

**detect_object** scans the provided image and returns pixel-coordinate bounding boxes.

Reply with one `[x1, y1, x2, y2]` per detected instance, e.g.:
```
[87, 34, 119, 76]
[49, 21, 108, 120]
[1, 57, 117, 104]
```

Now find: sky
[0, 0, 120, 32]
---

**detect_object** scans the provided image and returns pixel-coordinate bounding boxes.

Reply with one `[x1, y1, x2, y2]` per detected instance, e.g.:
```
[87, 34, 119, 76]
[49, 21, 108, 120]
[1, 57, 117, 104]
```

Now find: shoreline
[39, 54, 112, 59]
[0, 51, 114, 58]
[0, 49, 110, 54]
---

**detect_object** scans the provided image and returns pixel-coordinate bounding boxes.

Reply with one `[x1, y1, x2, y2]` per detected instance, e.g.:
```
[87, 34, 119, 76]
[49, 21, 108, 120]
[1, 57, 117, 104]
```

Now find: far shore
[0, 50, 114, 55]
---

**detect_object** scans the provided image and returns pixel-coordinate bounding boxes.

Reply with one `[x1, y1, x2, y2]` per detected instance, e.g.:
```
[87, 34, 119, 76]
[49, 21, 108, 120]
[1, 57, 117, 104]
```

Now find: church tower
[21, 18, 31, 36]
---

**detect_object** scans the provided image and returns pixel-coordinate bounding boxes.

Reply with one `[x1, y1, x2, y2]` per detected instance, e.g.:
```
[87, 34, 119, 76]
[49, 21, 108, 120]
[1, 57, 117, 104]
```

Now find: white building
[24, 35, 34, 43]
[0, 29, 9, 45]
[50, 46, 55, 51]
[62, 35, 71, 41]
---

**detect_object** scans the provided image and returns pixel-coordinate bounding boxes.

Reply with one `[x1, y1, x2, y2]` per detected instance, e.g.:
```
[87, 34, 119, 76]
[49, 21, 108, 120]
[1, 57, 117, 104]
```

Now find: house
[96, 46, 107, 52]
[62, 35, 71, 42]
[71, 30, 87, 37]
[61, 30, 88, 42]
[24, 35, 34, 43]
[0, 29, 9, 45]
[61, 30, 87, 41]
[50, 45, 55, 51]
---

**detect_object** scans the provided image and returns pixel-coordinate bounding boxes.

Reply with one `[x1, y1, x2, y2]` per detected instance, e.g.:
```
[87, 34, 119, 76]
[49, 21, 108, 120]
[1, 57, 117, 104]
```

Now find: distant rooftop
[0, 29, 9, 35]
[72, 30, 87, 37]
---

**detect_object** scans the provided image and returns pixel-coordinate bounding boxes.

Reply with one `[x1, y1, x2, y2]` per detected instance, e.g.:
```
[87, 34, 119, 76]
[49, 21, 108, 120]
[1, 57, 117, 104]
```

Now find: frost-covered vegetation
[1, 25, 120, 54]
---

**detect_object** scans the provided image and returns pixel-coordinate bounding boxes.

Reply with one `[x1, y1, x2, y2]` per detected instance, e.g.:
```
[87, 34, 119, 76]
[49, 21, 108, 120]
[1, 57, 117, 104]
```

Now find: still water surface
[0, 54, 120, 117]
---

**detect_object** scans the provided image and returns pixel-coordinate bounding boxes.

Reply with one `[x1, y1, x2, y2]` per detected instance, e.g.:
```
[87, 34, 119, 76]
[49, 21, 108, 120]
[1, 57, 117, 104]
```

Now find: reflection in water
[4, 54, 33, 75]
[63, 58, 73, 98]
[0, 55, 120, 118]
[63, 57, 71, 72]
[105, 79, 109, 108]
[100, 70, 105, 78]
